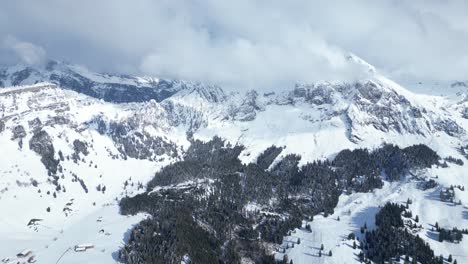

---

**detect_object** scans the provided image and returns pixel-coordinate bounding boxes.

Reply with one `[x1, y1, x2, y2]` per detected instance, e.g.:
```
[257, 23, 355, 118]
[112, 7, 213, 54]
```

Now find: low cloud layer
[0, 0, 467, 89]
[3, 36, 46, 65]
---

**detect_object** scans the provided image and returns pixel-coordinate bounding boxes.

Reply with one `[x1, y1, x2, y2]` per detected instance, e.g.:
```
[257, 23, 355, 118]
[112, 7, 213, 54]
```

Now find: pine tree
[329, 250, 332, 256]
[415, 215, 419, 223]
[358, 251, 365, 262]
[320, 244, 324, 250]
[448, 254, 453, 262]
[353, 241, 357, 249]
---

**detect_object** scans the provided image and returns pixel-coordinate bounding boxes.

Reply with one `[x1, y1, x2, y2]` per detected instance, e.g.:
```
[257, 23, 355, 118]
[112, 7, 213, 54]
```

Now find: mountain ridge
[0, 59, 467, 264]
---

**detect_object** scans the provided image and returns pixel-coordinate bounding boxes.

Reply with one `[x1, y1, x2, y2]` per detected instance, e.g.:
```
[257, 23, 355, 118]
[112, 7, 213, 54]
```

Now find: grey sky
[1, 0, 467, 89]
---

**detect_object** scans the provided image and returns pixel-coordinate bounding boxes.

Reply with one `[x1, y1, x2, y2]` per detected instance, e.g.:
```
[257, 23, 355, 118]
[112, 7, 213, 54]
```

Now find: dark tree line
[119, 206, 220, 264]
[256, 145, 283, 170]
[364, 203, 438, 264]
[438, 227, 464, 243]
[119, 139, 441, 263]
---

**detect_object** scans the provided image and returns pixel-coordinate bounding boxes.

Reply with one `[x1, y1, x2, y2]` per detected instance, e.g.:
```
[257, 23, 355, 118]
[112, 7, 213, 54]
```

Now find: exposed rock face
[11, 68, 37, 86]
[0, 63, 465, 171]
[106, 121, 179, 160]
[0, 61, 216, 104]
[230, 90, 265, 122]
[462, 107, 468, 119]
[451, 81, 468, 88]
[183, 82, 227, 103]
[287, 80, 465, 140]
[434, 119, 464, 137]
[162, 101, 207, 131]
[303, 83, 336, 105]
[29, 130, 59, 175]
[49, 71, 181, 103]
[3, 61, 463, 140]
[88, 114, 179, 161]
[1, 83, 182, 164]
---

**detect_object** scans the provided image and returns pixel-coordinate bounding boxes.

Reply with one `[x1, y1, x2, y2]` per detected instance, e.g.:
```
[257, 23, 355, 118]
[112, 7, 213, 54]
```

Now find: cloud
[139, 30, 370, 89]
[0, 0, 467, 89]
[3, 36, 46, 65]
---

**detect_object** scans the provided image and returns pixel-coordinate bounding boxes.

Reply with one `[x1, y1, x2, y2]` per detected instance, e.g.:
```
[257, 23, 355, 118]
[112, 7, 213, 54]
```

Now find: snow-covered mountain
[0, 61, 227, 104]
[0, 59, 467, 264]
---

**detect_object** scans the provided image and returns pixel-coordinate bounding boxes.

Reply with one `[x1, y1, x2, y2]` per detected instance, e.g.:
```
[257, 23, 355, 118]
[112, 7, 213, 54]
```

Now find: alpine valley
[0, 57, 467, 264]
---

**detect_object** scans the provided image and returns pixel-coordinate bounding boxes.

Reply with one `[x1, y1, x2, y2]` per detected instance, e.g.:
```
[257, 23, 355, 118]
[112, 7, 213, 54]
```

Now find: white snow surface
[276, 167, 468, 263]
[0, 84, 179, 263]
[0, 61, 467, 263]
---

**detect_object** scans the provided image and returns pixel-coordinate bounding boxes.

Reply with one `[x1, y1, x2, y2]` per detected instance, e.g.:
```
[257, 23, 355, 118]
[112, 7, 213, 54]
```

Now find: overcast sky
[1, 0, 467, 89]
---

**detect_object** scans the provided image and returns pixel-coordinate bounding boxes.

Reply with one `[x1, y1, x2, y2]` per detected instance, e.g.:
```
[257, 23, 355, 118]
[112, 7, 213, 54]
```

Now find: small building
[75, 246, 86, 252]
[16, 249, 33, 258]
[27, 256, 37, 263]
[276, 247, 286, 253]
[74, 244, 94, 252]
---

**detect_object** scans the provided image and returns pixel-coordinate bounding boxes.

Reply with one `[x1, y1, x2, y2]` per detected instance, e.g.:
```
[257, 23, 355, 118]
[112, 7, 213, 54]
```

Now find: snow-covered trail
[0, 203, 147, 264]
[283, 166, 468, 264]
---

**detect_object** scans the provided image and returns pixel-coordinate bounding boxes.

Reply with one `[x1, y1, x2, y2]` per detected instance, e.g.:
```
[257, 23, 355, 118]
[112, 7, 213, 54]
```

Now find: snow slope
[0, 84, 182, 263]
[0, 57, 467, 263]
[278, 165, 468, 263]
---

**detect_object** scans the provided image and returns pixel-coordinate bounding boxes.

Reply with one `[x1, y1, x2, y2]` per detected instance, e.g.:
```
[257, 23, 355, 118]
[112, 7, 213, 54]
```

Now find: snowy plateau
[0, 57, 467, 264]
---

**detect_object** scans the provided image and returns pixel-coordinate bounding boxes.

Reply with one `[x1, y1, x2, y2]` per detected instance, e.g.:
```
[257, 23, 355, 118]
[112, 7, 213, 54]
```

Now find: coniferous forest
[119, 137, 442, 263]
[364, 203, 439, 263]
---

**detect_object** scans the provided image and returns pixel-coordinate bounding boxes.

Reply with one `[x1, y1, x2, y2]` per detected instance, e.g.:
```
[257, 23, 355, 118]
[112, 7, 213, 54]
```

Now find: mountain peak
[346, 53, 377, 74]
